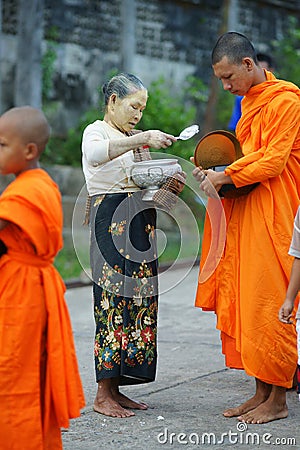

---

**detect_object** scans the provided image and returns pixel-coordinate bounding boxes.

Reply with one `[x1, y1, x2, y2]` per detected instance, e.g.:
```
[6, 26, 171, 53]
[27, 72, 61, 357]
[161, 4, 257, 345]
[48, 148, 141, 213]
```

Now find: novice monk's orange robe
[196, 71, 300, 388]
[0, 169, 85, 450]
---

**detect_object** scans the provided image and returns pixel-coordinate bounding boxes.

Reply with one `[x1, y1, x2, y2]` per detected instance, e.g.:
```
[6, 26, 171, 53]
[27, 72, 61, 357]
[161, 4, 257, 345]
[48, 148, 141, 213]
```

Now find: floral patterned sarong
[90, 192, 158, 385]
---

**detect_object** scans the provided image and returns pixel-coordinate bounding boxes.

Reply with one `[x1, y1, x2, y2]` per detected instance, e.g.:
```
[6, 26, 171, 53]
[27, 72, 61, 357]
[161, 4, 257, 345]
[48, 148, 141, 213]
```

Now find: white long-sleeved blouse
[82, 120, 141, 195]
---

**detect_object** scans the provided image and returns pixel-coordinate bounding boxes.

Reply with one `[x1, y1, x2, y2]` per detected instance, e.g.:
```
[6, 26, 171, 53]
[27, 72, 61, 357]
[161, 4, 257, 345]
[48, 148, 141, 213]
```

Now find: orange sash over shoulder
[0, 169, 85, 450]
[195, 72, 300, 388]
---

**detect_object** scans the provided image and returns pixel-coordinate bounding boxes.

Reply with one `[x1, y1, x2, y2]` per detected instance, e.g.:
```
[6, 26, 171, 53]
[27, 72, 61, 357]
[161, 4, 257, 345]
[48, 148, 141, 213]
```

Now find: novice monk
[193, 32, 300, 424]
[0, 106, 85, 449]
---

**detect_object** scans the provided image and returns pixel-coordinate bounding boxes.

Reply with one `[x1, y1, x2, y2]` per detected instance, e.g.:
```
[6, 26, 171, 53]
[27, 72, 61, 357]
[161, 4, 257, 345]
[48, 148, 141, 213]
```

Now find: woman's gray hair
[102, 73, 146, 106]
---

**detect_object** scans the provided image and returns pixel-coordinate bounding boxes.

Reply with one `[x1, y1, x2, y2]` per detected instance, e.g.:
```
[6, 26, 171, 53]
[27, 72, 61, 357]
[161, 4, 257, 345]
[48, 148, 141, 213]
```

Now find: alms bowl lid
[132, 158, 178, 167]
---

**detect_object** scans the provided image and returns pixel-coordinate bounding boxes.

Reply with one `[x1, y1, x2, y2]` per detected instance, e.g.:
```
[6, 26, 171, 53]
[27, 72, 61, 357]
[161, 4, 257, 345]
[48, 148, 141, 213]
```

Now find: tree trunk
[14, 0, 44, 108]
[201, 0, 231, 135]
[120, 0, 136, 73]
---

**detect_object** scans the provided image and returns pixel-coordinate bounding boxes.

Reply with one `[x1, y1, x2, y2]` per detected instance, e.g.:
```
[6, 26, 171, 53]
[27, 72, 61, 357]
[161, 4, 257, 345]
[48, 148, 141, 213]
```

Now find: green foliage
[139, 75, 208, 160]
[55, 246, 82, 279]
[42, 27, 58, 102]
[215, 87, 235, 130]
[272, 16, 300, 86]
[140, 76, 195, 133]
[42, 108, 101, 166]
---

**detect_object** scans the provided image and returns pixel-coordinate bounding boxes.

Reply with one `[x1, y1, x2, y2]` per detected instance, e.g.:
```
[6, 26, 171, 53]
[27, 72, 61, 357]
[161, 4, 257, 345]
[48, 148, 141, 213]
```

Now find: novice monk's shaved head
[0, 106, 51, 176]
[0, 106, 50, 153]
[212, 31, 258, 66]
[211, 32, 266, 98]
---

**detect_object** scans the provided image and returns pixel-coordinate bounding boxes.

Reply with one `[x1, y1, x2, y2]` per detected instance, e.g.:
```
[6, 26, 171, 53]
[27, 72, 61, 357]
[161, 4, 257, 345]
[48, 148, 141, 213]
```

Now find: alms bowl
[131, 158, 182, 201]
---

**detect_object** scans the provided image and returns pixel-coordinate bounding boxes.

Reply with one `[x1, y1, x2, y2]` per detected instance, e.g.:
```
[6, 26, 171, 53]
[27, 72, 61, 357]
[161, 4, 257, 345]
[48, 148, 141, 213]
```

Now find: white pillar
[228, 0, 239, 31]
[120, 0, 136, 73]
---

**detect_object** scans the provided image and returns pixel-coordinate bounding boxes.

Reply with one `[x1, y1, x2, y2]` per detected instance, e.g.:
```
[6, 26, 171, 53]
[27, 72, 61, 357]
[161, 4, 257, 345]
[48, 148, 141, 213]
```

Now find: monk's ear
[25, 142, 39, 161]
[242, 57, 254, 71]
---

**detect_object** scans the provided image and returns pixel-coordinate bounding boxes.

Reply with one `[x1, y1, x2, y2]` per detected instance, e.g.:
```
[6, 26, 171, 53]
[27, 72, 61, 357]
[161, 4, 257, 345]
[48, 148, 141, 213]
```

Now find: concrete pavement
[62, 266, 300, 449]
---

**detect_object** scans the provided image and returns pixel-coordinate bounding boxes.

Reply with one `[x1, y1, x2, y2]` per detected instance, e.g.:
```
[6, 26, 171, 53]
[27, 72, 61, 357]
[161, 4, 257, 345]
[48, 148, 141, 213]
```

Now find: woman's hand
[145, 130, 177, 149]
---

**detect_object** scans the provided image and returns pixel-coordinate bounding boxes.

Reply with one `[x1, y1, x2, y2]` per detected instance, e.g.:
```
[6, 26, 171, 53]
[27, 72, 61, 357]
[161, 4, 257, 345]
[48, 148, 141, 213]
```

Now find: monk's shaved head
[1, 106, 50, 153]
[212, 32, 258, 66]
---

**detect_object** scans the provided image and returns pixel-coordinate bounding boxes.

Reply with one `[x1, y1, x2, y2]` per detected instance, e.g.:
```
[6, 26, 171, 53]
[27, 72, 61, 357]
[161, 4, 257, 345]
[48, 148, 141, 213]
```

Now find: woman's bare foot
[112, 390, 148, 410]
[238, 385, 288, 424]
[223, 378, 271, 417]
[110, 378, 148, 409]
[94, 397, 135, 418]
[94, 378, 135, 418]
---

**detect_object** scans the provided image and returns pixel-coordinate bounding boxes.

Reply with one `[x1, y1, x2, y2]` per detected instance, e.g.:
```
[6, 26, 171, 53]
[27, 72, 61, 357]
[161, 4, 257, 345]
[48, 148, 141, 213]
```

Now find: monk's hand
[192, 167, 220, 199]
[278, 299, 294, 324]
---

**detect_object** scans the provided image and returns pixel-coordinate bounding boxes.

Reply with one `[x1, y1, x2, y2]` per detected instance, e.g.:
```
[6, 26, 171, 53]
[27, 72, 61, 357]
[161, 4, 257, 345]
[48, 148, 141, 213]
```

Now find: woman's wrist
[140, 130, 150, 146]
[126, 131, 148, 148]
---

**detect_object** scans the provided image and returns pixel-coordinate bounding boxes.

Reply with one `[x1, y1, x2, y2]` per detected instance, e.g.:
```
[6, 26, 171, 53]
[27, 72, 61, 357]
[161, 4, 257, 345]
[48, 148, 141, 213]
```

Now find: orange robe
[0, 169, 85, 450]
[195, 71, 300, 388]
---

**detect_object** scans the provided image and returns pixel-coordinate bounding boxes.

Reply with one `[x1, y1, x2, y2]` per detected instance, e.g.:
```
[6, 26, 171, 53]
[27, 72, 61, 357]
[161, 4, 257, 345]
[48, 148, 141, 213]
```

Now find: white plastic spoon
[176, 124, 199, 140]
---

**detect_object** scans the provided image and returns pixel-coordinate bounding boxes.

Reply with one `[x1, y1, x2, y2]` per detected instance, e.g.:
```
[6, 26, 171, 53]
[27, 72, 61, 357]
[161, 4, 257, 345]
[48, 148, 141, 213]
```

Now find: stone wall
[2, 0, 300, 134]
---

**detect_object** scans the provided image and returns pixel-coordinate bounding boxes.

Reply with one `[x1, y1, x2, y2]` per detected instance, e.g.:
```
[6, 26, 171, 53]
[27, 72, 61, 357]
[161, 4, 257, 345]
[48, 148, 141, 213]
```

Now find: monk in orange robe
[193, 32, 300, 424]
[0, 106, 85, 449]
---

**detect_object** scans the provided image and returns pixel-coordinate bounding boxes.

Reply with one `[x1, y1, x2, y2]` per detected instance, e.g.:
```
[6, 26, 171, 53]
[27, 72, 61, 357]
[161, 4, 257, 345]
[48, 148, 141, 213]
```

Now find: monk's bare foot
[224, 378, 272, 417]
[238, 384, 288, 424]
[112, 391, 148, 410]
[94, 397, 135, 418]
[223, 395, 263, 417]
[237, 398, 288, 424]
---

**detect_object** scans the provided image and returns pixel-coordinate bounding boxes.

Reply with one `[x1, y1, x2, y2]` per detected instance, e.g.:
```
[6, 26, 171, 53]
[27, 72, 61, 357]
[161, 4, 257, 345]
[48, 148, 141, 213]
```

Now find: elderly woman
[82, 73, 177, 418]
